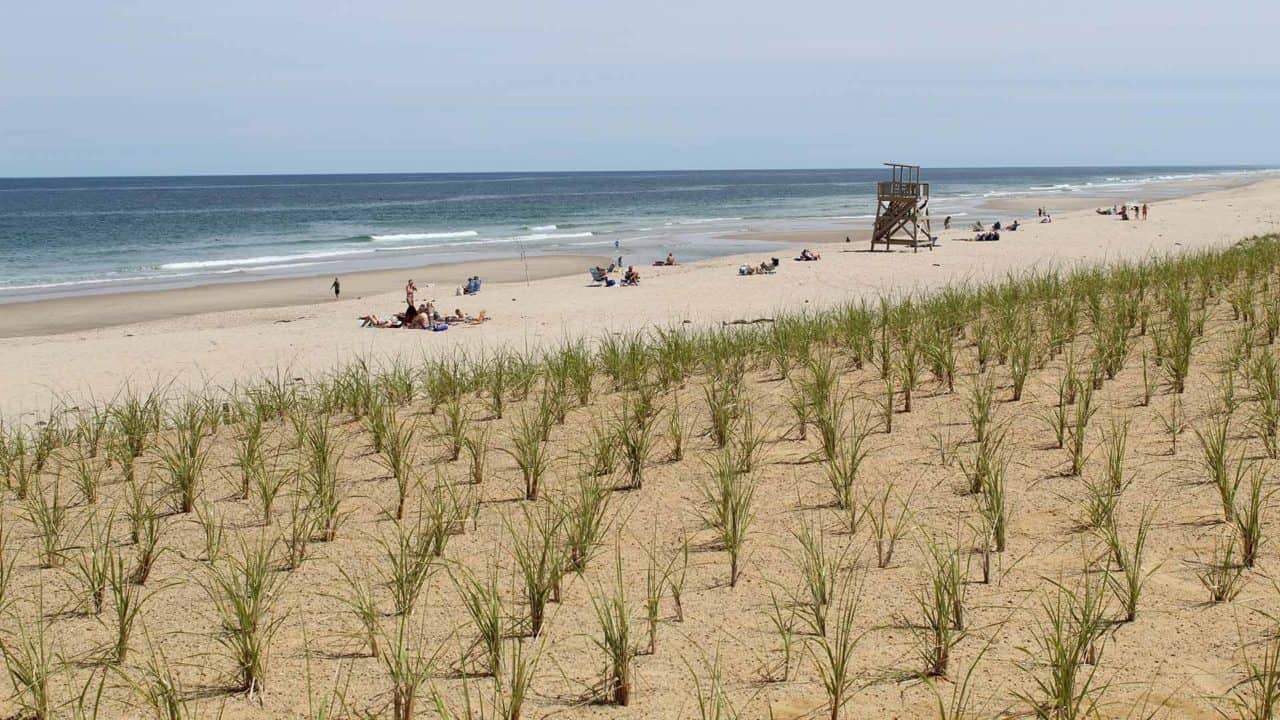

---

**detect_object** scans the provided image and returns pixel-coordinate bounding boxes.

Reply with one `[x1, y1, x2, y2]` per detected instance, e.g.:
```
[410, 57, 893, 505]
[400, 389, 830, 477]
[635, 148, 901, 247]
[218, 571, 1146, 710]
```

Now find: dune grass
[3, 234, 1280, 717]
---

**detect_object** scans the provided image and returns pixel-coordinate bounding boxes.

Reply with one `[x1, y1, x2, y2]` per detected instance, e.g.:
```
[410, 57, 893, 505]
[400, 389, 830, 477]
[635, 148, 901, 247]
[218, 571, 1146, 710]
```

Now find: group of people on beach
[355, 277, 489, 330]
[739, 258, 780, 275]
[1096, 204, 1149, 220]
[590, 262, 643, 287]
[967, 219, 1021, 242]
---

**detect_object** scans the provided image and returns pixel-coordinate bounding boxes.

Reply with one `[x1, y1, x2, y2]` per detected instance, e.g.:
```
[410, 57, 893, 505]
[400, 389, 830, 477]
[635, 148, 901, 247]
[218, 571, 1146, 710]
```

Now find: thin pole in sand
[518, 241, 531, 286]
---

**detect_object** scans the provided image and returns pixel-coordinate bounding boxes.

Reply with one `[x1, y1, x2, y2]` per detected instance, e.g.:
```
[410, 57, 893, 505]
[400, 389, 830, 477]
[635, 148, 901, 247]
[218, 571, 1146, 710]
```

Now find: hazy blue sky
[3, 1, 1277, 176]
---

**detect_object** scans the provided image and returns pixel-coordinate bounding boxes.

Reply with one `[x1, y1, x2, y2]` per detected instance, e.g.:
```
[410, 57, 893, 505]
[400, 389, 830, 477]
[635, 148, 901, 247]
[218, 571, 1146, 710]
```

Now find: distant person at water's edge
[331, 277, 340, 299]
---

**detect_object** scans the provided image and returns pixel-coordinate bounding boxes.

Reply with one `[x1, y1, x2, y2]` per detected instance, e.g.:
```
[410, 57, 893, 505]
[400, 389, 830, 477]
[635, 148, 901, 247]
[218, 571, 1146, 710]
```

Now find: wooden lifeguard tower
[870, 163, 933, 252]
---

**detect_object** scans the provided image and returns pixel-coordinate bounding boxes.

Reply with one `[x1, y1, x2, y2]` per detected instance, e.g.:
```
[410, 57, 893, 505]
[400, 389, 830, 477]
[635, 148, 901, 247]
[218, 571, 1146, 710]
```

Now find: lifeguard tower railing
[876, 180, 930, 201]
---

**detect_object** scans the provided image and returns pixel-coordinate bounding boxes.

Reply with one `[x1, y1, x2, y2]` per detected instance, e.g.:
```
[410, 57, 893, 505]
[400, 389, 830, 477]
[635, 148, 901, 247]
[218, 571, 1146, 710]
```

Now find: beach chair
[588, 267, 608, 285]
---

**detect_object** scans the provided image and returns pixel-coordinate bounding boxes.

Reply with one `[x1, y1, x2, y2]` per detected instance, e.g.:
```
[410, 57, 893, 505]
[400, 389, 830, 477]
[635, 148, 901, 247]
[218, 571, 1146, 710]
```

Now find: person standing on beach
[331, 277, 340, 299]
[944, 215, 951, 229]
[405, 279, 418, 312]
[1142, 203, 1148, 220]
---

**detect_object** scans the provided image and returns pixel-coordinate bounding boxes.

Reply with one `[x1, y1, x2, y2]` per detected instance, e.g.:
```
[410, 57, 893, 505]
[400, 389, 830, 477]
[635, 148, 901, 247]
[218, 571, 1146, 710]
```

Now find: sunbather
[622, 266, 640, 285]
[796, 249, 821, 261]
[359, 314, 396, 328]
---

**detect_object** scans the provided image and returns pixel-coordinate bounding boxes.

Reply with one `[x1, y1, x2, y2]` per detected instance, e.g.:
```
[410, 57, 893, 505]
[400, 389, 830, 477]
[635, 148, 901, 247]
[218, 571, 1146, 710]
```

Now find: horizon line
[3, 162, 1276, 182]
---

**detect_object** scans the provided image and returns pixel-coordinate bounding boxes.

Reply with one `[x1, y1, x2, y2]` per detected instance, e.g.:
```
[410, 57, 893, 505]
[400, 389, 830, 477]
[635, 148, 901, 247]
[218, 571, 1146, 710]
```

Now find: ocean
[0, 166, 1273, 302]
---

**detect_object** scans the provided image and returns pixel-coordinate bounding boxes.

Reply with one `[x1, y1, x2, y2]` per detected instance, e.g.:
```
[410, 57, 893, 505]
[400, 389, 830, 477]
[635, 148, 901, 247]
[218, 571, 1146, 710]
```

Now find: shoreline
[2, 169, 1273, 311]
[2, 176, 1279, 418]
[0, 254, 607, 338]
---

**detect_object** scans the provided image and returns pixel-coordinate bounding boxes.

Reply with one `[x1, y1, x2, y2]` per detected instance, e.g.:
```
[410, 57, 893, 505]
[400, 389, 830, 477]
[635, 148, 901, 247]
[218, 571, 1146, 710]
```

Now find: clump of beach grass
[202, 534, 287, 697]
[591, 552, 635, 706]
[698, 451, 758, 587]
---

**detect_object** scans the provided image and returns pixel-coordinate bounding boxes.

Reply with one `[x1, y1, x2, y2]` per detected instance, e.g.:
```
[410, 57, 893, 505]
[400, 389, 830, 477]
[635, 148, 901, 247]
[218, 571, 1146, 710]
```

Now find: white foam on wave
[243, 261, 339, 272]
[528, 224, 558, 231]
[160, 248, 367, 271]
[375, 232, 592, 252]
[513, 231, 594, 242]
[665, 217, 742, 226]
[1, 268, 243, 293]
[369, 230, 479, 242]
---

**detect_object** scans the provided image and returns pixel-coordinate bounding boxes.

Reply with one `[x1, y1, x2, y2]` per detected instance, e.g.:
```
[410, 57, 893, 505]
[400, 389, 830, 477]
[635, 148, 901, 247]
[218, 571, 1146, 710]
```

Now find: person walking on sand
[405, 279, 417, 307]
[331, 277, 340, 299]
[944, 215, 951, 229]
[1142, 203, 1148, 220]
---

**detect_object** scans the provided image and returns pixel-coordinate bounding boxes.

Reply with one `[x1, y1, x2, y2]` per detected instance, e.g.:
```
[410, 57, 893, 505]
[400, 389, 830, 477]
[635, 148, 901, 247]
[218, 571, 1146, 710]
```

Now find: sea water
[0, 166, 1273, 302]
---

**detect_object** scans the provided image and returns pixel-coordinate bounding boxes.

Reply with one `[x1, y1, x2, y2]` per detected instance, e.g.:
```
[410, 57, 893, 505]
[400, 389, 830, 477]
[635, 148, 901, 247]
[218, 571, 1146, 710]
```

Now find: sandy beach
[5, 177, 1280, 720]
[3, 177, 1279, 420]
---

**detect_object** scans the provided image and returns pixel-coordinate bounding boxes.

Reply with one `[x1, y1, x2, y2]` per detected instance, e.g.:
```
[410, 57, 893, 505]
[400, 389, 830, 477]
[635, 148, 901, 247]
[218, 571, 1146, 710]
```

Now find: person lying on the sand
[796, 249, 821, 261]
[359, 314, 399, 328]
[1008, 220, 1020, 231]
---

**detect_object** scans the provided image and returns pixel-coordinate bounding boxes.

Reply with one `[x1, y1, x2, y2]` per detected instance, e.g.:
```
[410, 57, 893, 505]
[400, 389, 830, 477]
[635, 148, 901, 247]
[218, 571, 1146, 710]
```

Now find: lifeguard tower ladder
[870, 163, 933, 252]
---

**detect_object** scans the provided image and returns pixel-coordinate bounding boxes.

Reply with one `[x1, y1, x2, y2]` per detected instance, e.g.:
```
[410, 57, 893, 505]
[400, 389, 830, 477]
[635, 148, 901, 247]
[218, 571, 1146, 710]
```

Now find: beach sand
[2, 178, 1279, 420]
[4, 176, 1280, 720]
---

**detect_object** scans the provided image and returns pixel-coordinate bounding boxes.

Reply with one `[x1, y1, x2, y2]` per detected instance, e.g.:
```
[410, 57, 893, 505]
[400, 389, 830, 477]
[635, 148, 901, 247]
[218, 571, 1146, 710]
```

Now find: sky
[2, 0, 1278, 176]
